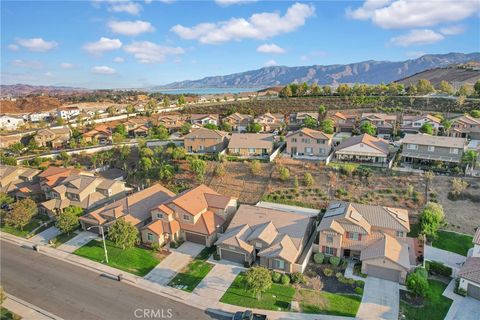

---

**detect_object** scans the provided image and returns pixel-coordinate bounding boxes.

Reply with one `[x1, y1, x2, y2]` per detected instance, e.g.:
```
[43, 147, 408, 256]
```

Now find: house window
[319, 148, 325, 155]
[428, 146, 435, 152]
[255, 242, 263, 249]
[248, 148, 255, 153]
[326, 235, 333, 243]
[347, 232, 360, 240]
[407, 144, 418, 150]
[396, 231, 404, 237]
[147, 233, 154, 241]
[213, 146, 217, 151]
[317, 139, 325, 144]
[292, 138, 297, 143]
[157, 213, 163, 219]
[199, 145, 204, 151]
[274, 259, 285, 270]
[183, 214, 189, 221]
[450, 148, 459, 154]
[325, 247, 335, 255]
[305, 147, 313, 154]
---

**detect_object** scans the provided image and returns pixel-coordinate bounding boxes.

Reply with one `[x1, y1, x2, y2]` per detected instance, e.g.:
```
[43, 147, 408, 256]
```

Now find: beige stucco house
[183, 128, 229, 153]
[227, 133, 275, 157]
[216, 204, 317, 272]
[0, 165, 41, 199]
[254, 113, 284, 132]
[318, 201, 413, 283]
[222, 113, 252, 132]
[82, 125, 112, 144]
[35, 127, 71, 148]
[334, 133, 390, 164]
[285, 128, 333, 159]
[458, 228, 480, 300]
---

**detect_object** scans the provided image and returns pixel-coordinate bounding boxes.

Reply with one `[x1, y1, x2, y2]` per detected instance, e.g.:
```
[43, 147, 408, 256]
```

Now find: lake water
[154, 87, 266, 95]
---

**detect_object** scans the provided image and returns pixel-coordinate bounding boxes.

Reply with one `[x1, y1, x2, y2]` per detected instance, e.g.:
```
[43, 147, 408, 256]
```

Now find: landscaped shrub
[454, 278, 467, 296]
[355, 280, 365, 288]
[329, 256, 341, 266]
[355, 287, 364, 295]
[427, 261, 452, 277]
[281, 274, 291, 285]
[414, 267, 428, 279]
[213, 253, 220, 260]
[313, 252, 325, 264]
[406, 272, 429, 297]
[323, 268, 334, 277]
[335, 272, 343, 279]
[290, 272, 306, 284]
[271, 271, 282, 283]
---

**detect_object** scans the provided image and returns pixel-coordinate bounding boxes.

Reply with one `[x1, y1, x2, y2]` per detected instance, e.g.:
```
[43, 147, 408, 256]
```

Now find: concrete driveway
[193, 260, 244, 301]
[30, 226, 61, 245]
[446, 296, 480, 320]
[144, 242, 204, 285]
[425, 246, 466, 271]
[56, 231, 98, 254]
[357, 277, 399, 320]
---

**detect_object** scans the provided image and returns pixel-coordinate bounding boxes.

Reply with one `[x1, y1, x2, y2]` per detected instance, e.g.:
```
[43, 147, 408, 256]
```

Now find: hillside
[0, 84, 87, 97]
[158, 52, 480, 89]
[395, 65, 480, 87]
[0, 96, 62, 114]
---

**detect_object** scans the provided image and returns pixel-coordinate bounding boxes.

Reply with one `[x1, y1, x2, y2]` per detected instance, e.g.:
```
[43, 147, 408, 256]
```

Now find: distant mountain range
[0, 84, 87, 97]
[158, 52, 480, 89]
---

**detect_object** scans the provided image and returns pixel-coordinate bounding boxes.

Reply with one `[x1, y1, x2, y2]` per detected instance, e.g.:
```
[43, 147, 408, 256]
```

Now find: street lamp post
[87, 225, 109, 264]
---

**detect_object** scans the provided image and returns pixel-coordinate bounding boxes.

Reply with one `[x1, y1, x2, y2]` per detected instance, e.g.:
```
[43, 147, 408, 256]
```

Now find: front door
[343, 249, 351, 257]
[291, 147, 297, 155]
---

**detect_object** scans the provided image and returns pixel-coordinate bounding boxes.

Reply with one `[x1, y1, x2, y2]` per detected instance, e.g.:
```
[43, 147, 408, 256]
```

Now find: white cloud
[60, 62, 74, 69]
[91, 65, 116, 75]
[10, 59, 43, 69]
[405, 51, 426, 59]
[215, 0, 257, 6]
[45, 72, 54, 78]
[256, 43, 285, 54]
[8, 44, 19, 51]
[108, 20, 155, 36]
[16, 38, 58, 52]
[84, 37, 122, 54]
[123, 41, 185, 63]
[440, 25, 465, 35]
[264, 59, 278, 67]
[390, 29, 444, 47]
[171, 2, 315, 44]
[300, 55, 308, 62]
[114, 56, 125, 63]
[347, 0, 479, 29]
[108, 1, 141, 15]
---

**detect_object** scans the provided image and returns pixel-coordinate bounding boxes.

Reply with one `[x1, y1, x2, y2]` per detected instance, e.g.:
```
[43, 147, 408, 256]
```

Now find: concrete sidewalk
[3, 294, 63, 320]
[30, 226, 61, 245]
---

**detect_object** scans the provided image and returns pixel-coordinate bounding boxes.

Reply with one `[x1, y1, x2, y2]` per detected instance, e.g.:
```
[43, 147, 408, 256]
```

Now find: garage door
[220, 249, 245, 263]
[366, 264, 400, 282]
[185, 232, 206, 245]
[467, 283, 480, 300]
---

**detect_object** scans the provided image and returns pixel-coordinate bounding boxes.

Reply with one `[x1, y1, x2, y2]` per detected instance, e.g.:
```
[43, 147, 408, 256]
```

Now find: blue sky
[1, 0, 479, 89]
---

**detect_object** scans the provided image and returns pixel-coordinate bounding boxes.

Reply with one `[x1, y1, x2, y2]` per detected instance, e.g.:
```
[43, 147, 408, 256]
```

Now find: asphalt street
[1, 240, 230, 320]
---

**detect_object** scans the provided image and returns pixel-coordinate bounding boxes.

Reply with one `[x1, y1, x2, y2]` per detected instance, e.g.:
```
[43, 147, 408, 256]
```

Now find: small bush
[406, 272, 429, 297]
[272, 271, 282, 283]
[151, 242, 160, 252]
[355, 280, 365, 288]
[355, 287, 364, 295]
[213, 253, 220, 260]
[313, 252, 325, 264]
[335, 272, 343, 279]
[415, 267, 428, 279]
[329, 256, 341, 266]
[281, 274, 291, 285]
[428, 261, 452, 277]
[454, 278, 467, 296]
[323, 268, 334, 277]
[290, 272, 306, 284]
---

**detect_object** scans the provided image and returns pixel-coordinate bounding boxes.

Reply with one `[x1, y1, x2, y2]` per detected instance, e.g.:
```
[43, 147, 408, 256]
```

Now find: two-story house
[141, 184, 237, 247]
[216, 204, 317, 272]
[400, 114, 442, 134]
[448, 115, 480, 140]
[458, 228, 480, 300]
[190, 114, 219, 126]
[41, 174, 126, 216]
[254, 113, 284, 132]
[318, 201, 412, 283]
[334, 133, 390, 164]
[183, 128, 229, 153]
[227, 133, 275, 157]
[330, 112, 357, 133]
[288, 112, 319, 129]
[401, 133, 467, 166]
[123, 117, 150, 137]
[0, 165, 41, 199]
[360, 113, 397, 139]
[29, 112, 51, 123]
[285, 128, 333, 159]
[34, 127, 72, 148]
[157, 115, 186, 133]
[82, 125, 112, 144]
[222, 113, 253, 132]
[57, 107, 80, 120]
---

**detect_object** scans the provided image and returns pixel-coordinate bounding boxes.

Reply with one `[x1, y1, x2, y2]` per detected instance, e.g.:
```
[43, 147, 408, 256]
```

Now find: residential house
[285, 128, 333, 159]
[335, 133, 390, 164]
[82, 125, 112, 145]
[288, 112, 319, 128]
[330, 112, 357, 133]
[190, 114, 219, 126]
[448, 115, 480, 140]
[183, 128, 229, 153]
[41, 174, 126, 216]
[215, 204, 317, 272]
[79, 184, 175, 234]
[0, 115, 25, 131]
[457, 228, 480, 300]
[141, 184, 237, 247]
[29, 112, 51, 123]
[401, 134, 467, 166]
[34, 127, 72, 148]
[318, 201, 413, 283]
[400, 114, 442, 134]
[0, 165, 41, 199]
[57, 107, 80, 120]
[222, 113, 253, 132]
[254, 113, 284, 132]
[38, 166, 94, 200]
[157, 115, 186, 133]
[360, 113, 397, 139]
[227, 133, 275, 157]
[124, 117, 150, 137]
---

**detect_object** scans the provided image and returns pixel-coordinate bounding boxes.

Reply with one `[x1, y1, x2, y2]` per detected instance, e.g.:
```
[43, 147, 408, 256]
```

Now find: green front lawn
[195, 246, 216, 260]
[298, 289, 361, 317]
[400, 280, 453, 320]
[432, 230, 473, 256]
[74, 239, 161, 276]
[169, 259, 214, 292]
[220, 273, 295, 311]
[50, 232, 78, 248]
[0, 219, 42, 238]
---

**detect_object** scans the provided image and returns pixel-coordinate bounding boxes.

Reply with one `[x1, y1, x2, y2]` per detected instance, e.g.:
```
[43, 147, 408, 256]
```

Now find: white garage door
[366, 265, 400, 282]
